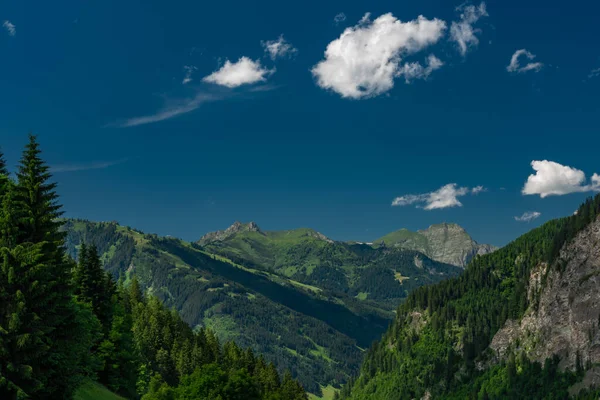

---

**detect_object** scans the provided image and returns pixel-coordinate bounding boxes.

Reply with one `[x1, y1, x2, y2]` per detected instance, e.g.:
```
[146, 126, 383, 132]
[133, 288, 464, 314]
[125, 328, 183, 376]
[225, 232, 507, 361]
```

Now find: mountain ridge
[198, 221, 496, 268]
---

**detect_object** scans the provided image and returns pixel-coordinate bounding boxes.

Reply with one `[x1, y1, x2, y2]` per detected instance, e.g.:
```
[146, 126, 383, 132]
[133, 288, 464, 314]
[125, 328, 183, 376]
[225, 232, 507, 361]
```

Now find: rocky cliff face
[490, 215, 600, 389]
[376, 223, 497, 268]
[198, 221, 263, 245]
[418, 223, 496, 268]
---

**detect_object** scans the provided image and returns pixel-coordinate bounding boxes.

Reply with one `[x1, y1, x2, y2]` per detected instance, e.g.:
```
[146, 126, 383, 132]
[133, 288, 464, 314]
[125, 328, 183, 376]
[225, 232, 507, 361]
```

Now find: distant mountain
[198, 222, 462, 310]
[63, 219, 461, 398]
[341, 195, 600, 399]
[374, 222, 497, 268]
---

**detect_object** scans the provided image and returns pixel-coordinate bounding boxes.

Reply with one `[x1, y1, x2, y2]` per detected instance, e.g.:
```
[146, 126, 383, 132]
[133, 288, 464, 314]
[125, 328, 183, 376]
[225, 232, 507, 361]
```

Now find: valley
[63, 219, 471, 397]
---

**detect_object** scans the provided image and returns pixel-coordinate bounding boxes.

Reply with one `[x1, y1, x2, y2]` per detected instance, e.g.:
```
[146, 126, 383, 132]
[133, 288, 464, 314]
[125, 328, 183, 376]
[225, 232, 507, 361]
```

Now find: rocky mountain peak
[198, 221, 262, 245]
[377, 222, 497, 268]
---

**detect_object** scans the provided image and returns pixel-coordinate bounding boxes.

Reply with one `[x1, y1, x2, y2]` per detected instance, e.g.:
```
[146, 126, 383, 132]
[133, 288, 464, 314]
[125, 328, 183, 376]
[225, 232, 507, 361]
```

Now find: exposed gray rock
[490, 216, 600, 386]
[198, 221, 263, 245]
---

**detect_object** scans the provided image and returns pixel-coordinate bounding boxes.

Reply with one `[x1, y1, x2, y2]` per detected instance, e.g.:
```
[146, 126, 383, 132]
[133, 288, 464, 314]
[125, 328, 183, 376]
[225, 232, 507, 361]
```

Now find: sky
[1, 0, 599, 247]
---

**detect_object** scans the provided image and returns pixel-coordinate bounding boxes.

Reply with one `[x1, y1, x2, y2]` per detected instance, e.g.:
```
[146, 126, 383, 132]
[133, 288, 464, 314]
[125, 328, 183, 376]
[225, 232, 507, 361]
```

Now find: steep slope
[489, 213, 600, 391]
[342, 194, 600, 400]
[374, 223, 497, 268]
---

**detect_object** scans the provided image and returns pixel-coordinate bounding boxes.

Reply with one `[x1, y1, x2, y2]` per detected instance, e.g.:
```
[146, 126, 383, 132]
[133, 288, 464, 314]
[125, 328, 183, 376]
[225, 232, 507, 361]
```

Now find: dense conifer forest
[0, 136, 307, 400]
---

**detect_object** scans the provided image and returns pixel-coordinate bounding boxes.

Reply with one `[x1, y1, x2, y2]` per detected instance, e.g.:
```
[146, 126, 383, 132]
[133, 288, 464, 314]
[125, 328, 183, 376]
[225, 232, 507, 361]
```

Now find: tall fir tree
[0, 135, 96, 399]
[73, 243, 115, 329]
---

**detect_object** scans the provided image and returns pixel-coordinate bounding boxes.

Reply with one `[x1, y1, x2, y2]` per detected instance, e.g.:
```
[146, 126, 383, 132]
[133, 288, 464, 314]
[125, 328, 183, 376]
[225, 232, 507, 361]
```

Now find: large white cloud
[514, 211, 541, 222]
[311, 13, 447, 99]
[203, 57, 274, 88]
[262, 35, 297, 60]
[392, 183, 484, 210]
[522, 160, 600, 198]
[507, 49, 543, 73]
[449, 2, 488, 56]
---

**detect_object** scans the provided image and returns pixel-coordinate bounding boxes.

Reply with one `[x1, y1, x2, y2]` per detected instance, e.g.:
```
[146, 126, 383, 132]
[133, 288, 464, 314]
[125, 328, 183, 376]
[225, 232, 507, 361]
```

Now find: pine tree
[73, 243, 115, 329]
[280, 371, 307, 400]
[0, 135, 95, 398]
[99, 290, 138, 398]
[0, 243, 48, 399]
[0, 149, 9, 199]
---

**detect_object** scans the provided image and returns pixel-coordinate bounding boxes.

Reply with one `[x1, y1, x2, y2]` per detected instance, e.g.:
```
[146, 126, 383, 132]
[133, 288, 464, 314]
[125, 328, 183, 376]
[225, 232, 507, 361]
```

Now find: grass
[202, 313, 239, 342]
[394, 271, 410, 284]
[355, 291, 368, 300]
[75, 381, 125, 400]
[308, 384, 338, 400]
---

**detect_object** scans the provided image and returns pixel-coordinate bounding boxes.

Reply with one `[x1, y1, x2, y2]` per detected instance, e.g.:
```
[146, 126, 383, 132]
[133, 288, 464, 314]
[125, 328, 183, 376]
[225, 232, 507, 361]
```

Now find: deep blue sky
[1, 0, 598, 246]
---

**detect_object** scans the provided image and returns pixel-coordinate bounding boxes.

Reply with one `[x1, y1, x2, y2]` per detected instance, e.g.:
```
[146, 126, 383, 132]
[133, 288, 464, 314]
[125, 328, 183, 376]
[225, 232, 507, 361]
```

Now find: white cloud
[261, 35, 297, 60]
[514, 211, 541, 222]
[311, 13, 447, 99]
[203, 57, 274, 88]
[507, 49, 543, 73]
[392, 183, 483, 210]
[182, 65, 197, 84]
[588, 67, 600, 79]
[522, 160, 600, 198]
[334, 12, 347, 25]
[449, 2, 488, 56]
[51, 158, 130, 173]
[471, 185, 486, 194]
[3, 20, 16, 37]
[116, 92, 220, 127]
[397, 54, 444, 83]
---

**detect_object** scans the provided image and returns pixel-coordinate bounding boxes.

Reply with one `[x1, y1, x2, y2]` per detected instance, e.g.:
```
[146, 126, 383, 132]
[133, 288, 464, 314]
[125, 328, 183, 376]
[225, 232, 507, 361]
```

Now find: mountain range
[62, 219, 488, 398]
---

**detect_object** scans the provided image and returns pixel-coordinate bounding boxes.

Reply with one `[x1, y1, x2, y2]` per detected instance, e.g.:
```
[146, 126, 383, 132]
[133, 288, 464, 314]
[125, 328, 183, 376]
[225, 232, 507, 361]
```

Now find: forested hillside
[341, 194, 600, 399]
[0, 136, 306, 400]
[63, 217, 461, 396]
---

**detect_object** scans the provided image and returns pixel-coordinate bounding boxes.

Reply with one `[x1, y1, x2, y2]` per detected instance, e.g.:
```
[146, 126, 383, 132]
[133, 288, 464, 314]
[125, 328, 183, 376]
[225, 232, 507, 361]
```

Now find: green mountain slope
[374, 223, 497, 268]
[341, 194, 600, 400]
[63, 219, 461, 397]
[198, 222, 462, 312]
[75, 381, 126, 400]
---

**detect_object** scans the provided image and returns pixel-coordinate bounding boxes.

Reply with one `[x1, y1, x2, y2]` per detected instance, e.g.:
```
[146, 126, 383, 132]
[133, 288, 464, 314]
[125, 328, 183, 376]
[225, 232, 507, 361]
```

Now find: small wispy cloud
[507, 49, 543, 73]
[449, 2, 488, 56]
[182, 65, 197, 84]
[588, 67, 600, 79]
[397, 54, 444, 83]
[514, 211, 541, 222]
[261, 35, 297, 60]
[392, 183, 485, 210]
[334, 12, 347, 25]
[51, 158, 130, 173]
[471, 185, 487, 194]
[3, 20, 16, 37]
[114, 92, 222, 128]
